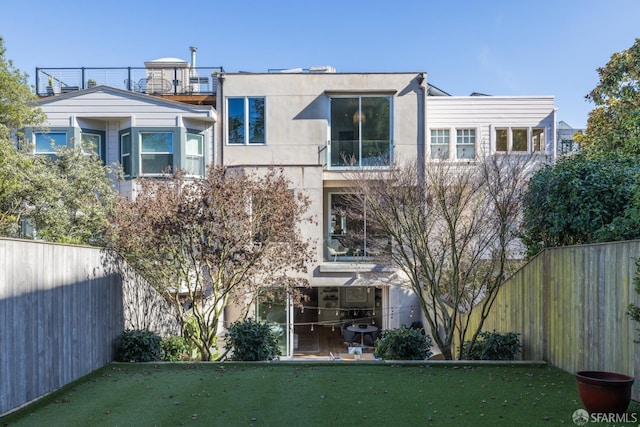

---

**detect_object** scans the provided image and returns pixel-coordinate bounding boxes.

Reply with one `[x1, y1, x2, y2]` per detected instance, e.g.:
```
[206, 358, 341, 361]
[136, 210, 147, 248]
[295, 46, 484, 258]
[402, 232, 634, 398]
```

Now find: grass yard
[2, 362, 638, 426]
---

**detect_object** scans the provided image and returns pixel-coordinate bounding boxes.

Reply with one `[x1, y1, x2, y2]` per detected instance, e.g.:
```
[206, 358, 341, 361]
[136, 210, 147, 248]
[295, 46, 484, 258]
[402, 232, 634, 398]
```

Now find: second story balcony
[36, 64, 224, 105]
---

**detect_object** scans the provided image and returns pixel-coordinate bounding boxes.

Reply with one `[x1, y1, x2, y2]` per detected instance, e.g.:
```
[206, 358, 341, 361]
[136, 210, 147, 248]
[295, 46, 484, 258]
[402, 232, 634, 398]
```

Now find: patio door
[256, 289, 294, 358]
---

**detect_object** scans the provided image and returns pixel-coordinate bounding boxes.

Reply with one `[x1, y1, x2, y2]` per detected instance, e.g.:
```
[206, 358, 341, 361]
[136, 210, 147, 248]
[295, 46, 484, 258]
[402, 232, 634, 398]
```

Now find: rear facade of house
[32, 61, 557, 358]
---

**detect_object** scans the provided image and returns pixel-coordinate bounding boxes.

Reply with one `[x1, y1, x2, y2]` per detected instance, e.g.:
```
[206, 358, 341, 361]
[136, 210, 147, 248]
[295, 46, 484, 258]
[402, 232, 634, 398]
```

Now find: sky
[1, 0, 639, 129]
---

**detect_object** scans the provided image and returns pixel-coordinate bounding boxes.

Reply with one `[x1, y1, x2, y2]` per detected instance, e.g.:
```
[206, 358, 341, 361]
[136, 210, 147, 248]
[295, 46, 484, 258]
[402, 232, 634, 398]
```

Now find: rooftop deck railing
[35, 66, 224, 97]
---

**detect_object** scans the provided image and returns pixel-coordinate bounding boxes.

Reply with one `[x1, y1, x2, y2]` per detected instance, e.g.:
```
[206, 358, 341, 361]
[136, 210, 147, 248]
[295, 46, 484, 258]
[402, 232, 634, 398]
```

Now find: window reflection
[330, 96, 391, 168]
[328, 193, 389, 261]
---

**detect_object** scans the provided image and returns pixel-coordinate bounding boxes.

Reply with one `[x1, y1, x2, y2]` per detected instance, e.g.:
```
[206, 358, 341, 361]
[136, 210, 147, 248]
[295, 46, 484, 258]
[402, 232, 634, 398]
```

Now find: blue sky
[2, 0, 638, 128]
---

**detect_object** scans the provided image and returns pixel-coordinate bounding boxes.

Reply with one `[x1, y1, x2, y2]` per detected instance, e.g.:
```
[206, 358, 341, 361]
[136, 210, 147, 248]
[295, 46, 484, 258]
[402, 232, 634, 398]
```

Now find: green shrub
[161, 335, 188, 361]
[115, 329, 162, 362]
[224, 318, 281, 361]
[182, 315, 212, 361]
[462, 331, 521, 360]
[374, 325, 433, 360]
[521, 152, 640, 257]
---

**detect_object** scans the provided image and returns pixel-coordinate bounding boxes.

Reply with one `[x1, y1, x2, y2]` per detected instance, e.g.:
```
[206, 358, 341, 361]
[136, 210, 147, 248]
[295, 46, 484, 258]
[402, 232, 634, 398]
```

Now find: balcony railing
[325, 235, 391, 263]
[35, 66, 224, 97]
[326, 139, 392, 169]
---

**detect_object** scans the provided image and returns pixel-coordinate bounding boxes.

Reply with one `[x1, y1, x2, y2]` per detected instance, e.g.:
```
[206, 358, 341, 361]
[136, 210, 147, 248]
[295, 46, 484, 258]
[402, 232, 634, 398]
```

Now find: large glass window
[140, 132, 173, 175]
[120, 132, 131, 177]
[81, 132, 101, 158]
[328, 193, 388, 261]
[34, 132, 67, 154]
[495, 127, 546, 153]
[431, 129, 450, 159]
[329, 96, 391, 168]
[227, 97, 265, 144]
[185, 132, 204, 176]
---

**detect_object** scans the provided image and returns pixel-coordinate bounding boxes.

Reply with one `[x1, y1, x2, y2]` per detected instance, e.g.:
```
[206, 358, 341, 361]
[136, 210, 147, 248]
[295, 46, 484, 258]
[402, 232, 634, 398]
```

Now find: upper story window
[185, 132, 204, 176]
[431, 129, 450, 159]
[120, 132, 131, 177]
[119, 129, 202, 179]
[80, 132, 102, 159]
[227, 97, 265, 144]
[430, 128, 476, 160]
[496, 127, 546, 153]
[140, 132, 173, 175]
[329, 96, 392, 168]
[456, 129, 476, 159]
[34, 132, 67, 154]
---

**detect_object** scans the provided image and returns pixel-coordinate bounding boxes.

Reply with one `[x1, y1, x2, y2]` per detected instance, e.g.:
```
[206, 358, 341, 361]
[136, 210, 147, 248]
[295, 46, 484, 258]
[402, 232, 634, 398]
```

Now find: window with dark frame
[140, 132, 173, 175]
[329, 96, 391, 168]
[120, 132, 131, 177]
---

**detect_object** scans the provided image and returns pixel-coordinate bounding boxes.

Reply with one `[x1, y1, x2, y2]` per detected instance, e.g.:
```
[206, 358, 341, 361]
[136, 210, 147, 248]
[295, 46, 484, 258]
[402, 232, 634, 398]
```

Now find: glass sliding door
[360, 96, 391, 166]
[256, 289, 292, 357]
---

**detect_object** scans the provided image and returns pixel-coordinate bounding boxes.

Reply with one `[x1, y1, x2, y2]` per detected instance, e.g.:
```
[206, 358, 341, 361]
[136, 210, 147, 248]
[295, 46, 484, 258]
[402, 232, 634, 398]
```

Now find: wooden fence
[4, 238, 640, 413]
[461, 240, 640, 400]
[0, 238, 179, 416]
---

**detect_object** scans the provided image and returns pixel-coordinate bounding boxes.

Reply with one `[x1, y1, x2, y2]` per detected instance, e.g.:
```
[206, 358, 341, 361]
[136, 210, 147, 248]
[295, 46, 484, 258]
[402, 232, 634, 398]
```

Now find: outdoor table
[347, 324, 378, 346]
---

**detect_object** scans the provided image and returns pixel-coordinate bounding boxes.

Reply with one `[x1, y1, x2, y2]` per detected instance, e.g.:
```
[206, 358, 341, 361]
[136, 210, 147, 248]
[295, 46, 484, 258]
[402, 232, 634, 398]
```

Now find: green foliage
[0, 37, 47, 234]
[0, 38, 117, 245]
[374, 325, 433, 360]
[182, 316, 203, 360]
[224, 318, 281, 361]
[581, 38, 640, 155]
[161, 335, 189, 361]
[26, 146, 118, 245]
[521, 152, 640, 257]
[0, 37, 45, 142]
[462, 331, 522, 361]
[115, 329, 163, 362]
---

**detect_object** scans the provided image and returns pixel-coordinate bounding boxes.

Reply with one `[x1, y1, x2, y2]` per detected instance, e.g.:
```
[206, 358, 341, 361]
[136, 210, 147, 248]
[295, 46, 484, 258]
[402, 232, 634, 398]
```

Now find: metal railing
[35, 66, 224, 97]
[326, 139, 393, 169]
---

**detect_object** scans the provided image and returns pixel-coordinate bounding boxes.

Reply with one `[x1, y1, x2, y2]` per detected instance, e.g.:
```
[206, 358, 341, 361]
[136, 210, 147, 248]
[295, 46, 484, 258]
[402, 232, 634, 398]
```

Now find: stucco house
[32, 60, 557, 358]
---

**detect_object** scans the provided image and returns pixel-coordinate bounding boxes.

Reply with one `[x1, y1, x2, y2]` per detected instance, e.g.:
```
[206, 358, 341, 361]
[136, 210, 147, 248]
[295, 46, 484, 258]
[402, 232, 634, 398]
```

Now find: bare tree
[347, 154, 536, 359]
[108, 167, 315, 360]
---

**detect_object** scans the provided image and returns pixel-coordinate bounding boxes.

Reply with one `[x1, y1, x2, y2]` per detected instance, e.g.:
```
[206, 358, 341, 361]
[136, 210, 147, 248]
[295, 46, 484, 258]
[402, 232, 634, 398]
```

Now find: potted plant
[87, 79, 97, 88]
[575, 371, 634, 415]
[46, 75, 59, 95]
[352, 347, 362, 360]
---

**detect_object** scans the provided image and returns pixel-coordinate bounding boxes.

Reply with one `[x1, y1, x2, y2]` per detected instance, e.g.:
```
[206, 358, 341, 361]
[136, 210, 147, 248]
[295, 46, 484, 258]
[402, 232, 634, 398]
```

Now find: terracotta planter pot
[575, 371, 634, 415]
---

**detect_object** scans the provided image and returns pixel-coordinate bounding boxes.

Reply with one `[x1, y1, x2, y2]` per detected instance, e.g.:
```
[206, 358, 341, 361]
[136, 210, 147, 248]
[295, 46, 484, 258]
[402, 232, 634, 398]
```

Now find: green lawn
[2, 362, 638, 426]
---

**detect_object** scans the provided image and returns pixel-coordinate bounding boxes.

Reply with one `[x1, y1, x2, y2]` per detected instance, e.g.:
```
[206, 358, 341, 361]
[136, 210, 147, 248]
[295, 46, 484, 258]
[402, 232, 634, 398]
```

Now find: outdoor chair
[327, 239, 349, 261]
[363, 329, 380, 346]
[342, 328, 360, 347]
